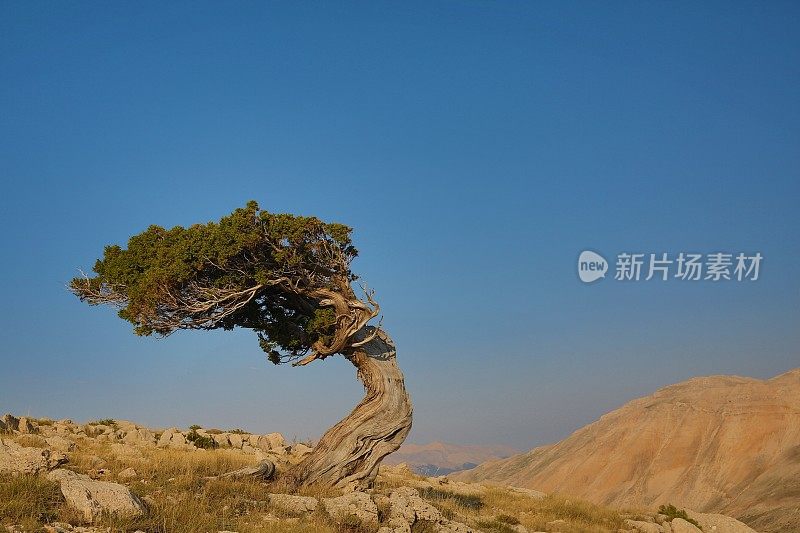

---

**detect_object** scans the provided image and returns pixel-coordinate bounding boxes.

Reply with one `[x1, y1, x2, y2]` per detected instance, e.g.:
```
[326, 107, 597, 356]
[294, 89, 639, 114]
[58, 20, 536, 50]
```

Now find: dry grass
[2, 434, 628, 532]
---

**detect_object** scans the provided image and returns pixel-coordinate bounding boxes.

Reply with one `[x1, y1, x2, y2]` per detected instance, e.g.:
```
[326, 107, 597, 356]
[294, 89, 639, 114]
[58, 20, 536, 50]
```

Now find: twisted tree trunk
[289, 328, 412, 490]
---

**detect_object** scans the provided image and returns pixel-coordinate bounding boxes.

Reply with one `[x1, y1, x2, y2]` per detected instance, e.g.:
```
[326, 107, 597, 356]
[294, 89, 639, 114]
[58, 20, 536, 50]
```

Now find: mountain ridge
[453, 368, 800, 533]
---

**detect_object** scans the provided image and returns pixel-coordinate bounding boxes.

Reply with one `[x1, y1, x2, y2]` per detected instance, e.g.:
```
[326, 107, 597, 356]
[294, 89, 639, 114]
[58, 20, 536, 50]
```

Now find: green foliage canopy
[70, 201, 372, 365]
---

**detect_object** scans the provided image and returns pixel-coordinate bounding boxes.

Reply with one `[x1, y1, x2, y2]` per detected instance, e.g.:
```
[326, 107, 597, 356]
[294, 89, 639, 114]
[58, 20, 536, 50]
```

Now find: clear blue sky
[1, 2, 798, 449]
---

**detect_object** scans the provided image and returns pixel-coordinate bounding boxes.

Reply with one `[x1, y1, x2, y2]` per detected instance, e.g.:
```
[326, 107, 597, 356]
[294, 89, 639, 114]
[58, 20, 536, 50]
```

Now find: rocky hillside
[382, 442, 518, 476]
[454, 369, 800, 533]
[0, 414, 756, 532]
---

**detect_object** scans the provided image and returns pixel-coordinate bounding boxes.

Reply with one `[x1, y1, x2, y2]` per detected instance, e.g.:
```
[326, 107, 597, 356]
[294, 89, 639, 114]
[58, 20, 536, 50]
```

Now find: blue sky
[1, 2, 798, 449]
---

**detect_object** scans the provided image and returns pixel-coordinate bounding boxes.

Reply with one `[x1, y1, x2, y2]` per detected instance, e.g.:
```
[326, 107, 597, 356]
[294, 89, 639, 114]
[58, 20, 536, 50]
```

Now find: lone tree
[70, 201, 412, 489]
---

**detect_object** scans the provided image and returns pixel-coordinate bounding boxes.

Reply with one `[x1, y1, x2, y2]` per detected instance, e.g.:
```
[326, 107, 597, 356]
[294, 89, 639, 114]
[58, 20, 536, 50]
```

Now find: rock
[118, 467, 138, 480]
[228, 433, 244, 448]
[624, 519, 662, 533]
[670, 518, 701, 533]
[212, 433, 230, 447]
[47, 468, 146, 522]
[2, 414, 20, 431]
[253, 432, 285, 452]
[17, 416, 37, 433]
[46, 436, 76, 452]
[0, 437, 67, 474]
[322, 491, 379, 525]
[685, 510, 757, 533]
[157, 427, 191, 449]
[123, 428, 157, 446]
[242, 444, 257, 454]
[267, 493, 318, 515]
[387, 486, 442, 527]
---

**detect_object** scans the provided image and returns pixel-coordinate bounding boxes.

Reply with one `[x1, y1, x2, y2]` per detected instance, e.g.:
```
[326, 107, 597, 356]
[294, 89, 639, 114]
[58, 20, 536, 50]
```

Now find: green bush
[89, 418, 117, 426]
[186, 426, 217, 449]
[659, 504, 702, 529]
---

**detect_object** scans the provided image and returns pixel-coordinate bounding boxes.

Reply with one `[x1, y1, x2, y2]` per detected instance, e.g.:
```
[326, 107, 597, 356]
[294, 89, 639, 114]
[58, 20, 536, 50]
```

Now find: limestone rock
[388, 486, 442, 526]
[46, 436, 76, 452]
[118, 467, 138, 480]
[0, 437, 67, 474]
[253, 432, 285, 452]
[17, 416, 38, 433]
[267, 493, 318, 515]
[624, 519, 662, 533]
[2, 414, 20, 431]
[212, 433, 230, 447]
[47, 468, 146, 522]
[670, 518, 701, 533]
[322, 491, 379, 525]
[157, 427, 192, 449]
[122, 428, 157, 446]
[685, 510, 756, 533]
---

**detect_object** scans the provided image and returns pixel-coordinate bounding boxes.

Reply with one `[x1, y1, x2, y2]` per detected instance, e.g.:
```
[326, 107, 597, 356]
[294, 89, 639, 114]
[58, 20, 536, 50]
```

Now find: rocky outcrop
[267, 493, 319, 515]
[322, 491, 379, 524]
[0, 437, 67, 474]
[46, 468, 146, 522]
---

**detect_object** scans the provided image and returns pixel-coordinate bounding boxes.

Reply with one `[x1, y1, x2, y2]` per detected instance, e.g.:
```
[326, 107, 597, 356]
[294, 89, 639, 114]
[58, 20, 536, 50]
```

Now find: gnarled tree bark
[289, 327, 412, 490]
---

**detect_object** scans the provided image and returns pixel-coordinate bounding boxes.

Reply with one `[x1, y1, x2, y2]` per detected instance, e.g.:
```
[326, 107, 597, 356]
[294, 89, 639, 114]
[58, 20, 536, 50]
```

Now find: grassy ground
[1, 433, 630, 532]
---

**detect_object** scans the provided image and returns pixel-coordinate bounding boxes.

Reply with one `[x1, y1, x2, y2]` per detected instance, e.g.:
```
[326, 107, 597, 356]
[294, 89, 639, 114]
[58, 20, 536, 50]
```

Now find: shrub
[186, 426, 217, 449]
[89, 418, 117, 426]
[659, 504, 702, 529]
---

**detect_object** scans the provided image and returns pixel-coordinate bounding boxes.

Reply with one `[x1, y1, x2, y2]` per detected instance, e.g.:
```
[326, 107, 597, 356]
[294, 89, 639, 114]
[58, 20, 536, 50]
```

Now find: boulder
[253, 433, 285, 452]
[17, 416, 38, 434]
[0, 437, 67, 474]
[2, 414, 20, 431]
[670, 518, 702, 533]
[388, 486, 442, 526]
[322, 491, 379, 525]
[46, 436, 76, 452]
[228, 433, 244, 449]
[212, 433, 230, 447]
[47, 468, 146, 522]
[157, 427, 192, 449]
[624, 519, 662, 533]
[685, 510, 756, 533]
[118, 467, 138, 480]
[122, 428, 157, 446]
[267, 493, 318, 515]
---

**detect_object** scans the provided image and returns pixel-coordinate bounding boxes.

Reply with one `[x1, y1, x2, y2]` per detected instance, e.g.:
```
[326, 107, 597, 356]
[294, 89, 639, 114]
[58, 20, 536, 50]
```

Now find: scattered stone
[17, 416, 38, 433]
[267, 493, 318, 515]
[47, 468, 146, 522]
[685, 510, 757, 533]
[253, 432, 285, 452]
[3, 414, 20, 431]
[624, 519, 662, 533]
[46, 435, 77, 452]
[0, 437, 67, 474]
[228, 433, 244, 449]
[322, 491, 379, 525]
[122, 428, 157, 446]
[670, 518, 702, 533]
[118, 467, 138, 480]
